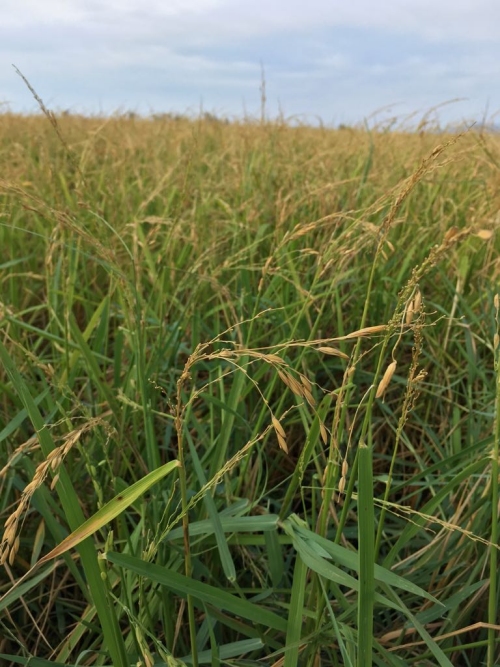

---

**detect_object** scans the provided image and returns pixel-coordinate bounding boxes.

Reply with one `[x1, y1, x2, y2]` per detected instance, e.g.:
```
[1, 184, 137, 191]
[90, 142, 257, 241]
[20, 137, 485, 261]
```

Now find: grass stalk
[356, 439, 375, 667]
[488, 294, 500, 667]
[175, 367, 199, 667]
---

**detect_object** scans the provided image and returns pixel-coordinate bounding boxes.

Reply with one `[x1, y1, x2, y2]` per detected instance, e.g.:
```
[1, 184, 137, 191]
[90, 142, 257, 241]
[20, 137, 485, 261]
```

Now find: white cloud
[5, 0, 500, 41]
[2, 0, 86, 26]
[2, 0, 500, 123]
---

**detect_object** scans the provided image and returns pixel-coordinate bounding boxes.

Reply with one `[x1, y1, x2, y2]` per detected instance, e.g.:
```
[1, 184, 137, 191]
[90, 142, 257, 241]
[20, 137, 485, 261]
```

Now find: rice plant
[0, 107, 499, 666]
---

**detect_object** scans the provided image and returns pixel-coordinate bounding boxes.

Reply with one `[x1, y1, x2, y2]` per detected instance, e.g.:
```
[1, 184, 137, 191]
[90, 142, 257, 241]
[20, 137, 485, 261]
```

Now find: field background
[0, 112, 499, 666]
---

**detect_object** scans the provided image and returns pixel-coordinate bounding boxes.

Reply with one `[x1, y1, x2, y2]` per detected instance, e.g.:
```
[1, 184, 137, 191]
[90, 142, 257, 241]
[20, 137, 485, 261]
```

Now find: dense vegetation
[0, 110, 499, 666]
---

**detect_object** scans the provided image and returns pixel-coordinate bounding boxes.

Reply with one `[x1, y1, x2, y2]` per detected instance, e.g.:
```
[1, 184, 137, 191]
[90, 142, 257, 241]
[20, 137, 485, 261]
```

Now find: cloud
[1, 0, 500, 123]
[5, 0, 500, 41]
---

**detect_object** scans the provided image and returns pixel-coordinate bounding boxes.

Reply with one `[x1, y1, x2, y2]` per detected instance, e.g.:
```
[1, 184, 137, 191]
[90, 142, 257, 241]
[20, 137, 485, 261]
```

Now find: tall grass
[0, 109, 499, 666]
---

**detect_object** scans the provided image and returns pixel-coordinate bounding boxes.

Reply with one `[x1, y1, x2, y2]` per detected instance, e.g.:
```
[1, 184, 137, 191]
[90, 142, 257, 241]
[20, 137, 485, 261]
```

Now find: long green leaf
[383, 585, 454, 667]
[181, 638, 264, 665]
[284, 551, 308, 667]
[38, 459, 180, 565]
[106, 551, 288, 632]
[0, 561, 58, 612]
[286, 516, 440, 604]
[187, 437, 236, 582]
[0, 656, 81, 667]
[167, 514, 279, 541]
[383, 457, 489, 568]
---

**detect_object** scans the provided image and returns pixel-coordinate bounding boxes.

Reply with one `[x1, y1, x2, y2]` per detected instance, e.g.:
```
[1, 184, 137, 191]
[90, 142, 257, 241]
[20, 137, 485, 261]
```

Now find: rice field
[0, 109, 499, 666]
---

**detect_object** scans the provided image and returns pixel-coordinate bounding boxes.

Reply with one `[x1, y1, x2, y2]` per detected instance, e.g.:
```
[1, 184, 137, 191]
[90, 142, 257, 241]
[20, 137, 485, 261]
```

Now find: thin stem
[175, 374, 198, 667]
[357, 438, 375, 667]
[488, 294, 500, 667]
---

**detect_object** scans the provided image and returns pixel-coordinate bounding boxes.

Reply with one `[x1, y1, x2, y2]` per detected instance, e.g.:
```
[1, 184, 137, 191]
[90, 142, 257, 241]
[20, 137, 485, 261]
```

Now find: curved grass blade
[383, 457, 489, 568]
[284, 551, 308, 667]
[166, 515, 279, 541]
[286, 516, 440, 604]
[37, 459, 180, 566]
[181, 638, 264, 665]
[0, 657, 80, 667]
[0, 561, 59, 613]
[383, 585, 454, 667]
[106, 551, 288, 633]
[187, 437, 236, 582]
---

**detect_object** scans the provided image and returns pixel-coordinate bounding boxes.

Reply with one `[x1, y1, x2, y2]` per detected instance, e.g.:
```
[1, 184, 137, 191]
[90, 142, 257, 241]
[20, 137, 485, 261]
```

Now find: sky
[2, 0, 500, 128]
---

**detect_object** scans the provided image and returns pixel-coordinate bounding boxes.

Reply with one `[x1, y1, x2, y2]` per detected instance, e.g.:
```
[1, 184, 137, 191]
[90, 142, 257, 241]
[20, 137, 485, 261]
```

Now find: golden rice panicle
[345, 324, 386, 339]
[319, 421, 328, 445]
[376, 360, 397, 399]
[299, 373, 312, 394]
[8, 536, 20, 565]
[338, 459, 349, 495]
[277, 369, 304, 399]
[272, 415, 288, 453]
[264, 353, 286, 365]
[276, 367, 317, 406]
[303, 389, 316, 408]
[475, 229, 493, 240]
[406, 288, 422, 324]
[0, 508, 23, 566]
[317, 346, 349, 360]
[413, 288, 422, 314]
[443, 226, 459, 243]
[0, 421, 97, 567]
[299, 374, 316, 407]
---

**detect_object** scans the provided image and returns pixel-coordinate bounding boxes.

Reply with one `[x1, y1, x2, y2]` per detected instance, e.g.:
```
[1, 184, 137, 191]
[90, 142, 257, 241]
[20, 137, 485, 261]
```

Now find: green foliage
[0, 112, 499, 666]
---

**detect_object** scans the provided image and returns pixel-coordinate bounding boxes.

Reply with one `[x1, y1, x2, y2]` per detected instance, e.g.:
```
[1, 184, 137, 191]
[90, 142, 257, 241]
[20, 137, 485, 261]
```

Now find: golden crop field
[1, 111, 499, 666]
